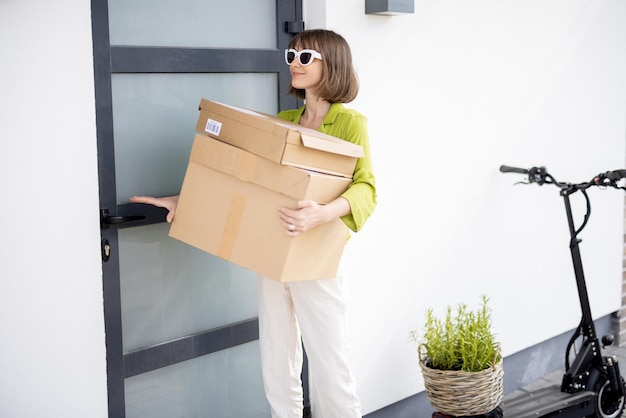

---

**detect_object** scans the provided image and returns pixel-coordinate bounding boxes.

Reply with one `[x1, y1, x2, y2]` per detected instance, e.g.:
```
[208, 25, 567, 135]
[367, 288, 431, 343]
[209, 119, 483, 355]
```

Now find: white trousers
[258, 269, 362, 418]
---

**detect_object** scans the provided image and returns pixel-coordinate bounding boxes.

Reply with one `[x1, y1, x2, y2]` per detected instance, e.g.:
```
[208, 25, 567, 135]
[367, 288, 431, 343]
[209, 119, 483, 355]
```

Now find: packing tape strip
[217, 192, 246, 260]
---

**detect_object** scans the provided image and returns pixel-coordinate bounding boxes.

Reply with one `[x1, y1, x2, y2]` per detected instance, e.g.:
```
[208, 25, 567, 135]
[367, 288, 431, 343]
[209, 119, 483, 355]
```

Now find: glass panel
[119, 223, 259, 352]
[108, 0, 276, 49]
[125, 341, 270, 418]
[111, 73, 278, 203]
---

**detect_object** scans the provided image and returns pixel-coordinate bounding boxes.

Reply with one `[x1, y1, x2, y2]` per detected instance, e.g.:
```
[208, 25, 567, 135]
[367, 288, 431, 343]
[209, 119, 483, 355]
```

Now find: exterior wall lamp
[365, 0, 414, 15]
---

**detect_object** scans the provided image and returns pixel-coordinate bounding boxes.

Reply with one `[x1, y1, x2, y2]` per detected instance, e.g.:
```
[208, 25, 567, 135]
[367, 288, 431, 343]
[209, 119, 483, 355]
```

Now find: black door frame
[91, 1, 303, 416]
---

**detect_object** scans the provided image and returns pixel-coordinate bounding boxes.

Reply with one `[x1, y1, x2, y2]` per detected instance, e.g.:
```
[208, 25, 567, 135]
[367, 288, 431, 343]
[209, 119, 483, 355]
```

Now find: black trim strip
[91, 0, 127, 415]
[111, 47, 280, 73]
[123, 318, 259, 378]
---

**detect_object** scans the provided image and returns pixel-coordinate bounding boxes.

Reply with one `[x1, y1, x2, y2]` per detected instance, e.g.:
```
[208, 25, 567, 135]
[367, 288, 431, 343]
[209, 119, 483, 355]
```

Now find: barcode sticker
[205, 118, 222, 136]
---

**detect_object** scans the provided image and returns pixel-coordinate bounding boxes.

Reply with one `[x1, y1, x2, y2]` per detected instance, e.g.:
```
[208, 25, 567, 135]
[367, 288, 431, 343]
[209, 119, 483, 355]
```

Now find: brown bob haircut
[287, 29, 359, 103]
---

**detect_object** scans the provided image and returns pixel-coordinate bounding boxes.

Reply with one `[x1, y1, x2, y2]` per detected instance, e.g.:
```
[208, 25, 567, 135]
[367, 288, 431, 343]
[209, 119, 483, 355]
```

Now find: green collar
[295, 102, 345, 131]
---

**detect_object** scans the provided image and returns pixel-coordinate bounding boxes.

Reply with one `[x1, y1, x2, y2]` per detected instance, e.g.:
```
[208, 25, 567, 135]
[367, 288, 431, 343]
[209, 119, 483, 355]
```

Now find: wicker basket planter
[411, 296, 503, 416]
[419, 350, 504, 416]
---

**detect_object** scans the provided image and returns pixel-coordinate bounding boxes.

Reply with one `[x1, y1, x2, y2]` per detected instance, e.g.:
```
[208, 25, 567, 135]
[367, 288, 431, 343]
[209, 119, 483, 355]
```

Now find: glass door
[91, 1, 303, 417]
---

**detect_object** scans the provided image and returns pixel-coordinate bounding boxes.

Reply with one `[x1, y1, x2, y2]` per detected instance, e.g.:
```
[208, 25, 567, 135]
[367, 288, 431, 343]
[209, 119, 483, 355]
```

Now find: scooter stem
[560, 188, 603, 393]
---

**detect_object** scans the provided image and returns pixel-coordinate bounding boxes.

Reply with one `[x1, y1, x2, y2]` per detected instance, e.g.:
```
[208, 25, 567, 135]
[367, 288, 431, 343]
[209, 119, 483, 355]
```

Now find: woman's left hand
[278, 200, 327, 236]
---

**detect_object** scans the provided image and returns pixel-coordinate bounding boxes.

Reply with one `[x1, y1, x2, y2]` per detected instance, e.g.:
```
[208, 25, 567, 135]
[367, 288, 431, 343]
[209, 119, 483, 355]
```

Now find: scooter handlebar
[594, 169, 626, 188]
[600, 169, 626, 181]
[499, 165, 529, 174]
[500, 165, 550, 185]
[500, 164, 626, 190]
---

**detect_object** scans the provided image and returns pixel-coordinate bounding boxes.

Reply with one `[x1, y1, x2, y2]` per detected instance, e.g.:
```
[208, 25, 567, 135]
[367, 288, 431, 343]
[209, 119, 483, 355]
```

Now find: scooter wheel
[594, 376, 626, 418]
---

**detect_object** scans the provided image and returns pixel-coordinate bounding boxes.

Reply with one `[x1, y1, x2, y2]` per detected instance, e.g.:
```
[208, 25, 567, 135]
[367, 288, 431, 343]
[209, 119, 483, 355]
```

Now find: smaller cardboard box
[196, 99, 364, 178]
[169, 134, 352, 282]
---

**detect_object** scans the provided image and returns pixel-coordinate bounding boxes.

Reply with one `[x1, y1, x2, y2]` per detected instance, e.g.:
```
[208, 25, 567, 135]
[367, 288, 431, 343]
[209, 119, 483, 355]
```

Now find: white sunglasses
[285, 49, 323, 66]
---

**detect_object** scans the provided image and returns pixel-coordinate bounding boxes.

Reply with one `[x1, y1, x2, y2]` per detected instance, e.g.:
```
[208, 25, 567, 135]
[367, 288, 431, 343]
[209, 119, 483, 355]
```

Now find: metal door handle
[100, 208, 145, 228]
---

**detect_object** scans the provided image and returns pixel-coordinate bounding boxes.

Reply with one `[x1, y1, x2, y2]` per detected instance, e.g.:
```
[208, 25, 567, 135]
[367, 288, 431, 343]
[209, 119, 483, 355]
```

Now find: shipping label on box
[195, 99, 364, 178]
[169, 135, 352, 282]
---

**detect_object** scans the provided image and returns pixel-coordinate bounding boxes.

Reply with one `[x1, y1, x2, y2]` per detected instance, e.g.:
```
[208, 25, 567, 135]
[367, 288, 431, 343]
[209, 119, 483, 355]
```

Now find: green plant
[410, 295, 500, 372]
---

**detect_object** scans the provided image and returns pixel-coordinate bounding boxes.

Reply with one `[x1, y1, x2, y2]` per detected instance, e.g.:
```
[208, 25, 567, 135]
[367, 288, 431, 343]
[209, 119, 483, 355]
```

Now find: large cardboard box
[196, 99, 364, 178]
[169, 134, 352, 282]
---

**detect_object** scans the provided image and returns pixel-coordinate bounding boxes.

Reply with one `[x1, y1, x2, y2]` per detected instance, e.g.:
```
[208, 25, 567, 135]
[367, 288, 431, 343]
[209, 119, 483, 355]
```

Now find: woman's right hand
[130, 195, 179, 223]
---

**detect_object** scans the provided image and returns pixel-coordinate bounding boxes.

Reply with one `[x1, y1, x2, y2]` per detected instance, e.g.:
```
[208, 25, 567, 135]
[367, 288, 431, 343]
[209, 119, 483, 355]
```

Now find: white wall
[305, 0, 626, 414]
[0, 0, 624, 417]
[0, 1, 108, 418]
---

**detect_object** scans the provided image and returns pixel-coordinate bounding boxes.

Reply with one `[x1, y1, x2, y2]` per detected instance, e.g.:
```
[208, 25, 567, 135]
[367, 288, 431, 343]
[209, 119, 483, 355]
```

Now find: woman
[132, 29, 376, 418]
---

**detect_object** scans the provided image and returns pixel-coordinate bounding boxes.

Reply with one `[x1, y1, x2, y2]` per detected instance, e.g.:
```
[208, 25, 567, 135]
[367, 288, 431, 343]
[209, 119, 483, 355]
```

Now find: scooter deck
[502, 384, 595, 418]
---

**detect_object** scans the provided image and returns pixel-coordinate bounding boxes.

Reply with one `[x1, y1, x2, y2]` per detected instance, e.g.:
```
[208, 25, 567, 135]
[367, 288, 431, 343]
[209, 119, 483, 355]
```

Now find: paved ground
[502, 346, 626, 418]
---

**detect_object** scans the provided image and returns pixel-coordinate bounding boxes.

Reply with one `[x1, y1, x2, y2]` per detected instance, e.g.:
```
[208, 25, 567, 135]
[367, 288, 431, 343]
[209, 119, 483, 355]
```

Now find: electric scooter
[497, 165, 626, 418]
